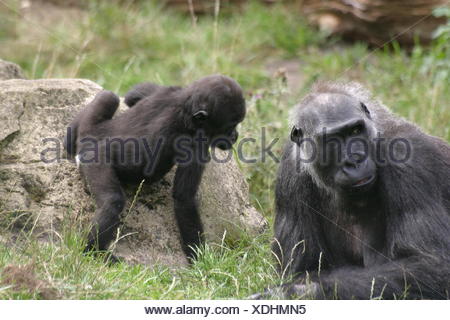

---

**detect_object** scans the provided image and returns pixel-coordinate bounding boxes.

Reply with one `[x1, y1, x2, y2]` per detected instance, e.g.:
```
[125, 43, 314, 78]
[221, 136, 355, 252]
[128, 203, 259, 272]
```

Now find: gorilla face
[192, 103, 244, 150]
[189, 75, 246, 150]
[213, 125, 240, 150]
[318, 119, 377, 194]
[291, 93, 377, 195]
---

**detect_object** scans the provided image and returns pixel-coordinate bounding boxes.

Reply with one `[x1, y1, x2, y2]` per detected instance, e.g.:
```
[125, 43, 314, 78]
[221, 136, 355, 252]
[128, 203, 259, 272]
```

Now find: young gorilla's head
[184, 74, 246, 150]
[291, 91, 378, 196]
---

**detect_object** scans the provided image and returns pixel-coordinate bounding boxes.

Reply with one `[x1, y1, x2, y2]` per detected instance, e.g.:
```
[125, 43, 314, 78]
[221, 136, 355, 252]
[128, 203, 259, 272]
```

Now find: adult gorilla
[267, 82, 450, 299]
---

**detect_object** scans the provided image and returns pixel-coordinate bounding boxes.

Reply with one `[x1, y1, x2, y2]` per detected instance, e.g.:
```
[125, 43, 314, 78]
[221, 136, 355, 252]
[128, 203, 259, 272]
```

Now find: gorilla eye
[350, 124, 363, 136]
[290, 126, 303, 144]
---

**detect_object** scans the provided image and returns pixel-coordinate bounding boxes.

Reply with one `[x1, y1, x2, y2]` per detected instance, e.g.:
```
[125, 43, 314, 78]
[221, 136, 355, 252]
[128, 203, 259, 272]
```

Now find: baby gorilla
[64, 75, 246, 261]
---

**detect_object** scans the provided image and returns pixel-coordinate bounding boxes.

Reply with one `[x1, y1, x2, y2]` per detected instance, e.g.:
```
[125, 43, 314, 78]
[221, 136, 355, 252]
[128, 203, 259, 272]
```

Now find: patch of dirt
[1, 263, 59, 299]
[266, 59, 305, 93]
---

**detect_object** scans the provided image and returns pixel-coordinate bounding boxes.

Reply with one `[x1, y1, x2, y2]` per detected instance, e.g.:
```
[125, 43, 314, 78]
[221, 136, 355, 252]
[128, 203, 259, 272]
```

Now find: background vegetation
[0, 0, 448, 299]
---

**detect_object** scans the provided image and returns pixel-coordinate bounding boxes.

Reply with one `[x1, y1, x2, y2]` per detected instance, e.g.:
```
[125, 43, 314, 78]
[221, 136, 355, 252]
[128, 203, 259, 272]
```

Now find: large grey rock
[0, 78, 265, 266]
[0, 59, 25, 81]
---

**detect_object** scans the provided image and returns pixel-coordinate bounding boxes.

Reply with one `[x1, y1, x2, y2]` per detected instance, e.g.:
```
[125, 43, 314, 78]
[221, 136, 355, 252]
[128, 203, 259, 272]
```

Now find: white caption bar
[0, 300, 447, 320]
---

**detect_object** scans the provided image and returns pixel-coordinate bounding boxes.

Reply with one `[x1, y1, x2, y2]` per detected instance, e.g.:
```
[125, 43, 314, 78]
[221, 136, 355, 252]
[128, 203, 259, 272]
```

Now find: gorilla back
[272, 82, 450, 299]
[64, 75, 246, 261]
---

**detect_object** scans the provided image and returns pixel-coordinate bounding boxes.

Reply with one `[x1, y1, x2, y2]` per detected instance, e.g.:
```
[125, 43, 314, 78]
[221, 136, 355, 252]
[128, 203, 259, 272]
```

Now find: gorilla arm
[285, 238, 449, 299]
[172, 160, 206, 260]
[282, 187, 450, 299]
[273, 146, 330, 276]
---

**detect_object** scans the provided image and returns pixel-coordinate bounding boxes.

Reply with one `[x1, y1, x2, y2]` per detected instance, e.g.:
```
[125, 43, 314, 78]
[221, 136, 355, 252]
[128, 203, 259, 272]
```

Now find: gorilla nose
[349, 151, 366, 163]
[215, 131, 238, 150]
[216, 140, 232, 150]
[342, 154, 368, 175]
[344, 152, 366, 166]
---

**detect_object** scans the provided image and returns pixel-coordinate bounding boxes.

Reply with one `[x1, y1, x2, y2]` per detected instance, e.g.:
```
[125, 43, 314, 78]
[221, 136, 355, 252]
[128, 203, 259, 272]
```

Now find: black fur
[269, 82, 450, 299]
[124, 82, 181, 108]
[64, 74, 246, 260]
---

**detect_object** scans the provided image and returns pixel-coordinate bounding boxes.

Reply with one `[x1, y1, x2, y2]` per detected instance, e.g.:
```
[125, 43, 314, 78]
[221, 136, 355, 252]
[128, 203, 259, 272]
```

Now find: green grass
[0, 224, 278, 299]
[0, 0, 449, 299]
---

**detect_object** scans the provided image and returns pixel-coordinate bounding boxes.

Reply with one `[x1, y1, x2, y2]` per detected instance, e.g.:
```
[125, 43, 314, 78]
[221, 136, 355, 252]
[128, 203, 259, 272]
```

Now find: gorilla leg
[64, 91, 119, 158]
[124, 83, 165, 107]
[80, 163, 126, 252]
[124, 82, 181, 107]
[78, 90, 120, 133]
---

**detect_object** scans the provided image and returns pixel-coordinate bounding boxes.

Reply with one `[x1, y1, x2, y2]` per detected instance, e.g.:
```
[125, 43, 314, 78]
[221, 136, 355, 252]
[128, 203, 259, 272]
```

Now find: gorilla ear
[290, 126, 303, 144]
[360, 102, 371, 119]
[193, 110, 208, 122]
